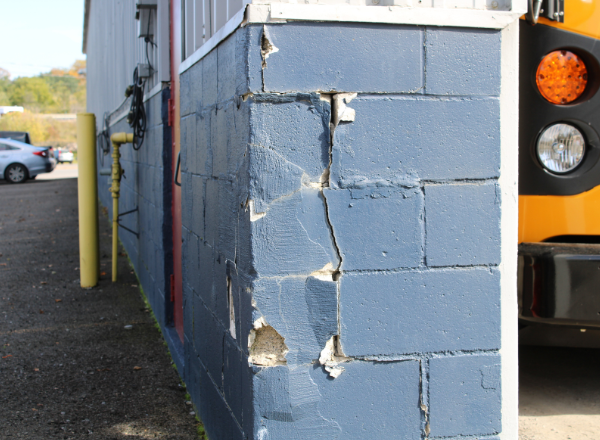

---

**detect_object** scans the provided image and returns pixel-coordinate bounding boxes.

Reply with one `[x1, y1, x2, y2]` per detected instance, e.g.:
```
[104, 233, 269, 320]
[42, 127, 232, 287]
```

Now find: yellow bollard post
[76, 113, 99, 288]
[109, 133, 134, 282]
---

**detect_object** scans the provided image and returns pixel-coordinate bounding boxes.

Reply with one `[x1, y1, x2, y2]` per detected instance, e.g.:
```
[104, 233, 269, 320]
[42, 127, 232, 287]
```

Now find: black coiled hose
[126, 67, 146, 151]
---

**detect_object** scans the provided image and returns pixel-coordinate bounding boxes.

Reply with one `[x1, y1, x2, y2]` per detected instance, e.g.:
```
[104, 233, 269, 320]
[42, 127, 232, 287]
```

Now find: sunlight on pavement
[520, 414, 600, 440]
[37, 163, 78, 180]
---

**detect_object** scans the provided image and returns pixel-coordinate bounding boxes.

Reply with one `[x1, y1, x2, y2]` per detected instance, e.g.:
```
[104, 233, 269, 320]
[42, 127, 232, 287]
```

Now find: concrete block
[246, 25, 265, 94]
[213, 253, 230, 329]
[253, 275, 337, 365]
[341, 268, 500, 356]
[198, 365, 245, 440]
[181, 172, 193, 230]
[262, 23, 423, 93]
[330, 96, 500, 184]
[425, 183, 501, 267]
[429, 354, 501, 437]
[249, 94, 330, 182]
[204, 178, 220, 250]
[223, 334, 244, 423]
[183, 293, 194, 357]
[189, 59, 203, 113]
[202, 49, 218, 107]
[325, 187, 423, 271]
[248, 144, 304, 214]
[196, 107, 214, 177]
[251, 187, 339, 277]
[426, 28, 501, 96]
[253, 366, 341, 439]
[182, 114, 196, 174]
[191, 175, 205, 238]
[186, 351, 201, 412]
[218, 180, 238, 263]
[198, 239, 216, 311]
[180, 70, 193, 116]
[212, 102, 229, 178]
[228, 100, 251, 176]
[218, 33, 237, 103]
[193, 296, 224, 387]
[310, 360, 422, 440]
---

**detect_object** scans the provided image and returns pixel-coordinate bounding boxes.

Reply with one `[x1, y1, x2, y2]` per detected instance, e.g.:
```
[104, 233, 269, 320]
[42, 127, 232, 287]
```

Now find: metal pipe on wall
[76, 113, 99, 288]
[109, 132, 134, 282]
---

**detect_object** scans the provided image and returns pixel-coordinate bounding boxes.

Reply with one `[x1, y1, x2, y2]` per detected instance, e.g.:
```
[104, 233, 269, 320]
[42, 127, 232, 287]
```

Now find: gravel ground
[0, 178, 201, 439]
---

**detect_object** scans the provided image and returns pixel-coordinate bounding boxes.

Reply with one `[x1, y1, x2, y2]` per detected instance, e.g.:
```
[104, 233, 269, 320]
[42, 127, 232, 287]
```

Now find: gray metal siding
[86, 0, 160, 125]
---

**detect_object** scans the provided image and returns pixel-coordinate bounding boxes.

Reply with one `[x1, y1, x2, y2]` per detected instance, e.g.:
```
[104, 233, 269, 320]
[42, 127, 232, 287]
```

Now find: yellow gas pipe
[109, 132, 134, 282]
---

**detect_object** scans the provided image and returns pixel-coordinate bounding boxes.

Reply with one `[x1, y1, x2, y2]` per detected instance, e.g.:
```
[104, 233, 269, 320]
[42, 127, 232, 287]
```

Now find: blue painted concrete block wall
[177, 22, 504, 440]
[97, 88, 172, 331]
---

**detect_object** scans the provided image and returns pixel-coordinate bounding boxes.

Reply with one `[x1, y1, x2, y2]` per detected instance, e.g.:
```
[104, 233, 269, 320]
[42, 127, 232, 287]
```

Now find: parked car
[55, 148, 74, 163]
[0, 131, 32, 144]
[0, 138, 57, 183]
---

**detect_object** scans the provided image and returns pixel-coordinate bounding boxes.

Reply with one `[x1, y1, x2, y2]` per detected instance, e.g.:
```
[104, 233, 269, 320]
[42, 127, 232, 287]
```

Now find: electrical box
[136, 0, 157, 38]
[137, 64, 152, 78]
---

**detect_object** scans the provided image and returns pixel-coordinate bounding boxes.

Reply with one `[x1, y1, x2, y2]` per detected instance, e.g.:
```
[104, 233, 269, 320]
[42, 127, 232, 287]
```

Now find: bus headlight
[537, 123, 586, 174]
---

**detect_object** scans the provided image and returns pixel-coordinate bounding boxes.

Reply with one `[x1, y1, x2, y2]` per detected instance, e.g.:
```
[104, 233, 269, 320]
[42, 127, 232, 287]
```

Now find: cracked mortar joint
[332, 93, 358, 127]
[248, 317, 288, 367]
[319, 336, 349, 379]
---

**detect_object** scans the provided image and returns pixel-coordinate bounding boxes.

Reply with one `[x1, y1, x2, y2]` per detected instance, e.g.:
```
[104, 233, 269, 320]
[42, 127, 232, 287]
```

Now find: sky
[0, 0, 85, 78]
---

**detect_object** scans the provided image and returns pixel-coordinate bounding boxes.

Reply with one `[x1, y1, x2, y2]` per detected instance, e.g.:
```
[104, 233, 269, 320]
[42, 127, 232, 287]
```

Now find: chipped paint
[319, 336, 349, 379]
[248, 317, 289, 366]
[310, 263, 337, 282]
[227, 276, 236, 339]
[332, 93, 357, 127]
[247, 199, 267, 222]
[261, 25, 279, 68]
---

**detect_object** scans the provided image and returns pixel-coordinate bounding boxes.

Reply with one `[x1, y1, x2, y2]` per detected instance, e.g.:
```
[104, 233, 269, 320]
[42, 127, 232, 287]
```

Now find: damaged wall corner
[87, 11, 519, 440]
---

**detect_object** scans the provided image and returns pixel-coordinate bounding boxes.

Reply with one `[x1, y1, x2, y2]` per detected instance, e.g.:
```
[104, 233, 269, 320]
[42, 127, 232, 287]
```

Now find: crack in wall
[260, 26, 279, 92]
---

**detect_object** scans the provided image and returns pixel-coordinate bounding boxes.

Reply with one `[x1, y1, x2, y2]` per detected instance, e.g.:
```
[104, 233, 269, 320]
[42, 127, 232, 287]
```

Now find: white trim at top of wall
[179, 2, 526, 75]
[265, 3, 526, 29]
[179, 7, 247, 75]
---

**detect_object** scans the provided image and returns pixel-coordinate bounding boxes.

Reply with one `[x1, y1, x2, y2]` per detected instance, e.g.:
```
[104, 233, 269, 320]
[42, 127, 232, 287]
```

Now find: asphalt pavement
[0, 176, 201, 439]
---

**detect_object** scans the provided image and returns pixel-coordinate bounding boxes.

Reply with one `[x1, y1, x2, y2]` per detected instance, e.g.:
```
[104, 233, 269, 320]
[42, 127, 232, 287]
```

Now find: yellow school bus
[519, 0, 600, 328]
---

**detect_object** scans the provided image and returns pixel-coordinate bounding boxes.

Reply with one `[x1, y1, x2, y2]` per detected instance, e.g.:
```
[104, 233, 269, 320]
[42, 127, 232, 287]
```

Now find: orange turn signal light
[536, 50, 588, 105]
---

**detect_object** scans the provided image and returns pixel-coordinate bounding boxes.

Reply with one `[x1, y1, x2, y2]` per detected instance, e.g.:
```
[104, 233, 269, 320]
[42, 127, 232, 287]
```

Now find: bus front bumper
[519, 243, 600, 328]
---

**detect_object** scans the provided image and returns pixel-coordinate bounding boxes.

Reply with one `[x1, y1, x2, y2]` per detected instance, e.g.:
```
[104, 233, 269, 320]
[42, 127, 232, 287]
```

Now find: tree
[0, 67, 10, 79]
[8, 77, 55, 112]
[0, 111, 48, 144]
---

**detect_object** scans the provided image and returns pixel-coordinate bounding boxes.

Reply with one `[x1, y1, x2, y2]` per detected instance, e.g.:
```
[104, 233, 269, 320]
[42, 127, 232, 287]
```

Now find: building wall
[96, 89, 173, 330]
[86, 0, 167, 123]
[86, 2, 518, 438]
[178, 22, 506, 440]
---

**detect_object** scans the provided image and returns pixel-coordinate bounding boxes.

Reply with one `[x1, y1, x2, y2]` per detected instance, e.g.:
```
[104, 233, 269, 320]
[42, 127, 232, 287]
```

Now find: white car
[0, 138, 57, 183]
[57, 149, 74, 163]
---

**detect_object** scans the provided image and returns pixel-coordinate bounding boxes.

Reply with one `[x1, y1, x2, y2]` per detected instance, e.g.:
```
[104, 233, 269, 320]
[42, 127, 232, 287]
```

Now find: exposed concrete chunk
[319, 336, 349, 379]
[227, 276, 236, 339]
[247, 199, 267, 222]
[249, 317, 288, 367]
[332, 93, 357, 127]
[261, 26, 279, 69]
[310, 263, 336, 282]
